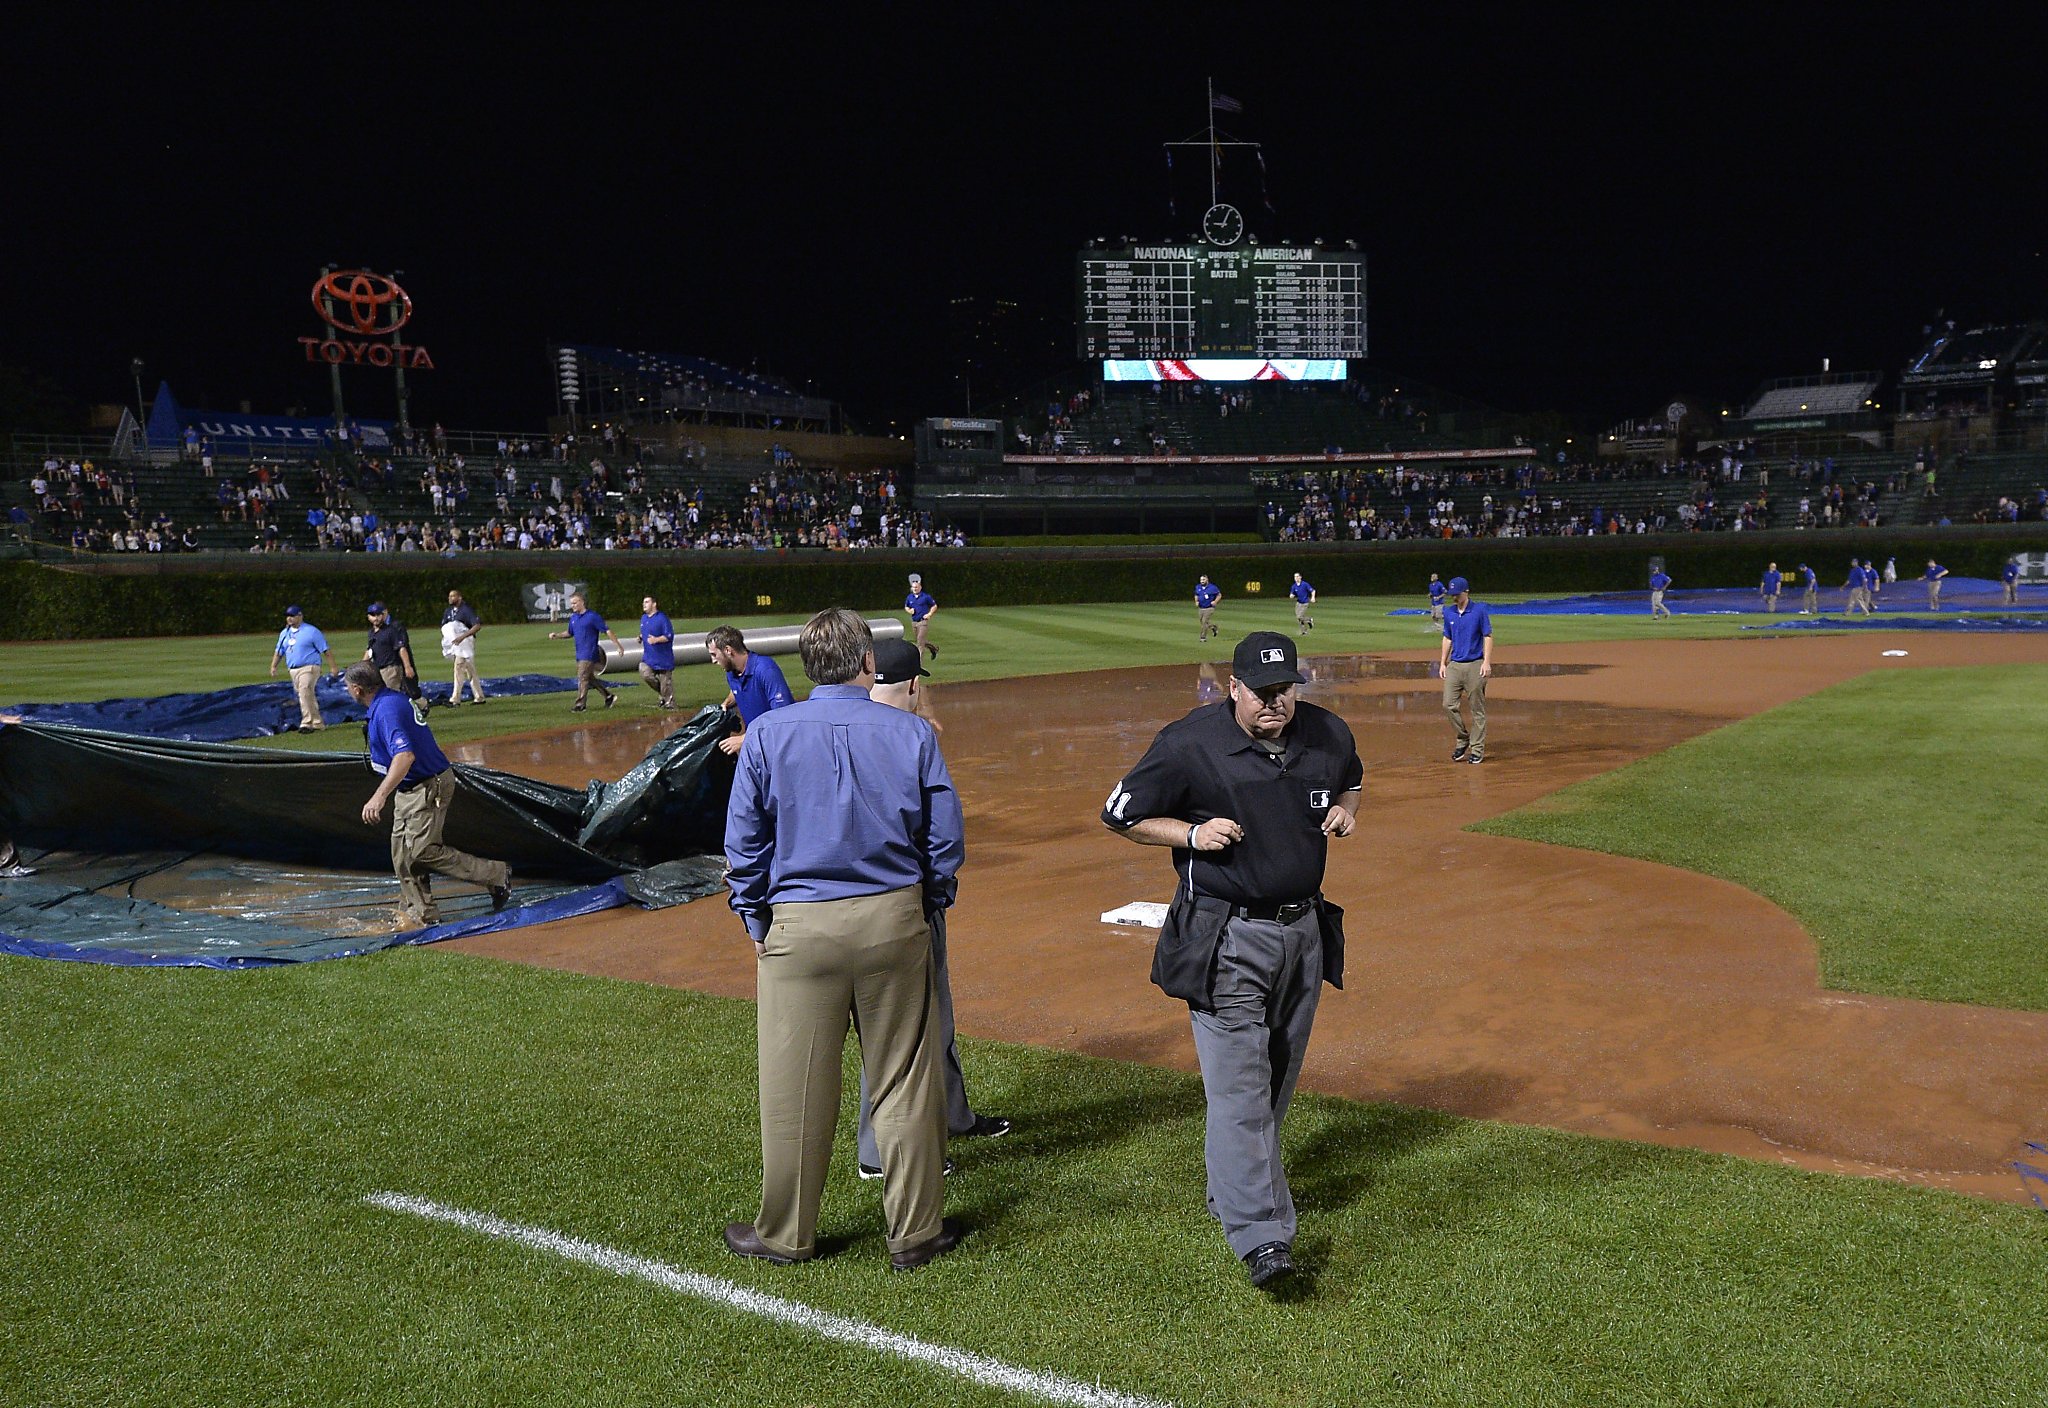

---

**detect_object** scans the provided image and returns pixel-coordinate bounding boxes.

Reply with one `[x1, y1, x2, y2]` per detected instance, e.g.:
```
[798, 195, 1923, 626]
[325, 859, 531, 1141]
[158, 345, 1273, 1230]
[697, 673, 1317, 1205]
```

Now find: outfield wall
[5, 526, 2047, 640]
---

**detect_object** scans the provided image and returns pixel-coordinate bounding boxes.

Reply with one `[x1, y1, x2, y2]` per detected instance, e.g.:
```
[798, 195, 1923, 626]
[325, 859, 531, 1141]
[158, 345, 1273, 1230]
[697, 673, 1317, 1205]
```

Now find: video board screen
[1077, 245, 1366, 359]
[1100, 359, 1347, 382]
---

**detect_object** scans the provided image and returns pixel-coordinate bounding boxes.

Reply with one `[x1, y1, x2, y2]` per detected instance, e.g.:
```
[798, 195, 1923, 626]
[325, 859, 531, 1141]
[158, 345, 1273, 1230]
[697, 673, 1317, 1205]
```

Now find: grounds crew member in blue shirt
[853, 636, 1011, 1179]
[342, 661, 509, 928]
[722, 608, 965, 1271]
[547, 592, 622, 712]
[1843, 559, 1872, 616]
[1924, 559, 1949, 610]
[1760, 562, 1783, 613]
[363, 602, 429, 726]
[1648, 568, 1672, 618]
[904, 573, 939, 660]
[1428, 572, 1448, 625]
[706, 624, 795, 757]
[270, 604, 333, 733]
[2004, 556, 2022, 606]
[1288, 571, 1316, 633]
[441, 590, 485, 706]
[1195, 575, 1223, 641]
[1438, 576, 1493, 763]
[1102, 629, 1361, 1290]
[1799, 562, 1819, 614]
[636, 595, 678, 709]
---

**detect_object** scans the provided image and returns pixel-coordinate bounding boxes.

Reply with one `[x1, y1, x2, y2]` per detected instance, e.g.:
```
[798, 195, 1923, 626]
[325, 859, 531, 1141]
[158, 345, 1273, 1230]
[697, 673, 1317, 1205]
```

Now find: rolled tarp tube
[598, 617, 906, 675]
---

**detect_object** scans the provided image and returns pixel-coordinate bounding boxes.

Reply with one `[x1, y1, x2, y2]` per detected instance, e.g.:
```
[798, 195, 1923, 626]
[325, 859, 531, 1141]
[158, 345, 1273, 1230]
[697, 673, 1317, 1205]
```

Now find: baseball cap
[1231, 632, 1304, 690]
[284, 604, 303, 617]
[872, 638, 929, 685]
[1447, 576, 1470, 595]
[365, 601, 387, 615]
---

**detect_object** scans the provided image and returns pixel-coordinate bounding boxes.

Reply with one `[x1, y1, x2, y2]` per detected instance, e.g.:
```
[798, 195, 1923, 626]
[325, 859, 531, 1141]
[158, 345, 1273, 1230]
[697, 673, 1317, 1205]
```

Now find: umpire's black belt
[1201, 897, 1317, 924]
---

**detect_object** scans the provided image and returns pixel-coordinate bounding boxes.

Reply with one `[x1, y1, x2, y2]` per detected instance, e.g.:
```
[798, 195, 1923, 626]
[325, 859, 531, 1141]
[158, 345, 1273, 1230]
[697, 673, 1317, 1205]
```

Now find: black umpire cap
[872, 637, 929, 686]
[1231, 632, 1304, 689]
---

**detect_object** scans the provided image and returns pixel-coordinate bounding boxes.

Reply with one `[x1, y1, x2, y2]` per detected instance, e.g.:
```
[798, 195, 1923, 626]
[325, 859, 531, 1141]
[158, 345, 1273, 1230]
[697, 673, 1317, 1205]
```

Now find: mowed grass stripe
[1478, 663, 2048, 1009]
[2, 950, 2044, 1407]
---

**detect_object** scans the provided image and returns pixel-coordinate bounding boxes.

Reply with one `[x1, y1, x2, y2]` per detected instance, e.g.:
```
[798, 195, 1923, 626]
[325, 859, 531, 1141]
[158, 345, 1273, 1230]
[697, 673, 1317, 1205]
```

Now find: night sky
[11, 12, 2043, 432]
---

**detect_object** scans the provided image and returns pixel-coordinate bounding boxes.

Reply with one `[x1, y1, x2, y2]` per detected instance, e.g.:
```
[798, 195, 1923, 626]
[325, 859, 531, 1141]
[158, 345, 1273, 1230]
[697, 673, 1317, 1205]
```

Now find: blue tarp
[1746, 615, 2048, 632]
[4, 673, 575, 742]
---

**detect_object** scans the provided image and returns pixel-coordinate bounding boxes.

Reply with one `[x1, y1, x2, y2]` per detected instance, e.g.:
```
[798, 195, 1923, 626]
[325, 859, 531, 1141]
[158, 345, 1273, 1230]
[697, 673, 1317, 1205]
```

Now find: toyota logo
[312, 270, 413, 336]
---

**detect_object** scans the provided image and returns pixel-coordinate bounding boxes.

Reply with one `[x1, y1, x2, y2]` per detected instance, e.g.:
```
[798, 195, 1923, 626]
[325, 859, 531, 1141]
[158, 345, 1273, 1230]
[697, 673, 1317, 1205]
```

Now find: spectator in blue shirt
[1437, 576, 1493, 763]
[707, 624, 794, 757]
[342, 661, 509, 928]
[637, 595, 677, 709]
[721, 608, 964, 1272]
[1195, 575, 1223, 641]
[1924, 560, 1948, 610]
[1648, 568, 1672, 618]
[269, 605, 333, 732]
[904, 573, 939, 660]
[546, 592, 622, 712]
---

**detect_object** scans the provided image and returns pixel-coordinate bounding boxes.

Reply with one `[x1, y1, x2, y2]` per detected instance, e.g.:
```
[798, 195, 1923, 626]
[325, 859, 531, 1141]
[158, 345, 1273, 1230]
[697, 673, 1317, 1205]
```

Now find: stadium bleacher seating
[1745, 379, 1880, 420]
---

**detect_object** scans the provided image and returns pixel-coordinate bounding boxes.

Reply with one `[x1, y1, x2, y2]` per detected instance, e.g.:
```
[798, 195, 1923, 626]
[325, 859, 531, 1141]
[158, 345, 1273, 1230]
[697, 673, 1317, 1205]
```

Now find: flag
[1211, 92, 1243, 114]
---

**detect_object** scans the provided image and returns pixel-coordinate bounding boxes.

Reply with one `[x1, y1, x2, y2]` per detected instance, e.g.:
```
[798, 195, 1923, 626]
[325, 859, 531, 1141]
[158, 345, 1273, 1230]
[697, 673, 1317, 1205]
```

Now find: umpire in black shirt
[1103, 631, 1361, 1290]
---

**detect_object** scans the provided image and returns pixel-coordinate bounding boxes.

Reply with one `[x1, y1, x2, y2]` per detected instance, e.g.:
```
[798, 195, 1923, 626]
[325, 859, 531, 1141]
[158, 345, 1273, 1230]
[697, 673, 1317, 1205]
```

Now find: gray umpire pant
[858, 909, 973, 1166]
[1190, 910, 1323, 1258]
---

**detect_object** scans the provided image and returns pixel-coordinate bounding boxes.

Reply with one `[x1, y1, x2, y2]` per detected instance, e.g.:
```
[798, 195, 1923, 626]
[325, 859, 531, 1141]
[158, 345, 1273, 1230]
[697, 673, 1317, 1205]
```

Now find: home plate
[1100, 901, 1168, 929]
[1882, 649, 1909, 657]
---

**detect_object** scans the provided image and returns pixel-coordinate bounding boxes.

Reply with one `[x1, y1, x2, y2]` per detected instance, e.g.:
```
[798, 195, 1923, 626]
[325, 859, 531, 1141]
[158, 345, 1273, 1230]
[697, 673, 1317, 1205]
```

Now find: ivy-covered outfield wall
[5, 527, 2045, 640]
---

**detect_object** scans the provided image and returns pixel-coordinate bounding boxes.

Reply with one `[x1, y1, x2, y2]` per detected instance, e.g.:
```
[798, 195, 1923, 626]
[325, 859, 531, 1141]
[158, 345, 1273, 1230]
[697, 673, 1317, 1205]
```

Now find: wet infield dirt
[447, 630, 2048, 1202]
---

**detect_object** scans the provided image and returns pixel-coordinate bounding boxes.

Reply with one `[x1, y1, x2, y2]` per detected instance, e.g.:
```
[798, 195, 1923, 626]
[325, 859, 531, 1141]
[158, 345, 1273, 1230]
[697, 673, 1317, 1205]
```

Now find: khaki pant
[451, 655, 484, 703]
[378, 664, 409, 695]
[1650, 589, 1669, 618]
[755, 887, 945, 1259]
[1803, 586, 1818, 612]
[390, 770, 509, 925]
[289, 664, 324, 728]
[913, 618, 932, 654]
[637, 662, 674, 706]
[1294, 600, 1313, 629]
[575, 658, 613, 705]
[1198, 606, 1216, 639]
[1443, 660, 1488, 758]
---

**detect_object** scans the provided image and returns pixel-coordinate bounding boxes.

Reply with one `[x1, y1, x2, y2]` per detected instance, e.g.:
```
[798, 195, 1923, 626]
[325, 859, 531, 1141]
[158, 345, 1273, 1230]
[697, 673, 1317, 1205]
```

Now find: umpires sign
[523, 581, 587, 621]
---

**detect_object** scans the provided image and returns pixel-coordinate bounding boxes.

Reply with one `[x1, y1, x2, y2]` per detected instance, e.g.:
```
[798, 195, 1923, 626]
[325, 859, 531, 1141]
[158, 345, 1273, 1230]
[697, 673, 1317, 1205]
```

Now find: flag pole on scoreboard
[1208, 76, 1219, 209]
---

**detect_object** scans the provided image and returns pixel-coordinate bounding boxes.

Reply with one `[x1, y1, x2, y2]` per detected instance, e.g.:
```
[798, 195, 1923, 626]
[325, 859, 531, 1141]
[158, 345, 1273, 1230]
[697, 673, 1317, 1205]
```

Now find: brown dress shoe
[723, 1222, 806, 1265]
[889, 1218, 965, 1272]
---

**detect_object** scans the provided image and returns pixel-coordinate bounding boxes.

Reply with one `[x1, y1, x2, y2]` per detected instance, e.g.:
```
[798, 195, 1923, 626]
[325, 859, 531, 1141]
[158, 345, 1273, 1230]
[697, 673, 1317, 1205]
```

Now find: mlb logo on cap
[1261, 648, 1284, 664]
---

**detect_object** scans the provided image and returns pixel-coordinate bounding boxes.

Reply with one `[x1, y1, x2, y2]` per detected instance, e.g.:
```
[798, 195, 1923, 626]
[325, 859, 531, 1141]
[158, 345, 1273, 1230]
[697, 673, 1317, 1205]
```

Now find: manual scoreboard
[1076, 244, 1366, 359]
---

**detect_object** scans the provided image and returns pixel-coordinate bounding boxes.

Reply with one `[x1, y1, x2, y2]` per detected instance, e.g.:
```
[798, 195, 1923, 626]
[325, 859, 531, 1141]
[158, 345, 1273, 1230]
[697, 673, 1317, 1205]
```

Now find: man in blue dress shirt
[269, 604, 333, 733]
[1195, 575, 1223, 640]
[1438, 576, 1493, 763]
[636, 595, 677, 709]
[706, 624, 795, 757]
[904, 573, 939, 660]
[722, 608, 964, 1271]
[546, 592, 622, 712]
[343, 662, 509, 928]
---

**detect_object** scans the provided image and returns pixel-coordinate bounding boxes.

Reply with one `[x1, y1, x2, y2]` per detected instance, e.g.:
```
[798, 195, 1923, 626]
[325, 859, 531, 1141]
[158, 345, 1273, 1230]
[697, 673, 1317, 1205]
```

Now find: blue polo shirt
[726, 652, 794, 725]
[1195, 582, 1221, 609]
[724, 684, 964, 941]
[1925, 563, 1946, 581]
[1650, 571, 1671, 591]
[274, 623, 329, 668]
[1763, 569, 1782, 594]
[905, 589, 936, 621]
[365, 688, 451, 780]
[1428, 580, 1447, 606]
[1801, 566, 1817, 588]
[567, 609, 608, 662]
[2005, 561, 2021, 584]
[1443, 599, 1491, 662]
[1289, 580, 1314, 604]
[639, 611, 675, 671]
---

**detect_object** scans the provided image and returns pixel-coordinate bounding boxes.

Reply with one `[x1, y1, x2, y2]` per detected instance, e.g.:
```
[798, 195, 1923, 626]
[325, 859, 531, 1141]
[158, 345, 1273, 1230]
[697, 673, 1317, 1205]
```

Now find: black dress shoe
[1244, 1241, 1295, 1288]
[890, 1218, 964, 1271]
[724, 1222, 806, 1264]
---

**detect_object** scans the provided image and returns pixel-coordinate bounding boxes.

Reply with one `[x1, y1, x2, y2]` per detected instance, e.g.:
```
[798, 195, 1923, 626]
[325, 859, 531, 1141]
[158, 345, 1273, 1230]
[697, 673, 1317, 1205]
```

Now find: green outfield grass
[0, 596, 1777, 754]
[2, 949, 2042, 1408]
[1478, 664, 2048, 1010]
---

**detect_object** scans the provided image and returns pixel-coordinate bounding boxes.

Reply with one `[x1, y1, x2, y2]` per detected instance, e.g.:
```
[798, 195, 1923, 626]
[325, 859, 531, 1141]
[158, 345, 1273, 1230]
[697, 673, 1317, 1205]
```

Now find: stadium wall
[4, 527, 2045, 640]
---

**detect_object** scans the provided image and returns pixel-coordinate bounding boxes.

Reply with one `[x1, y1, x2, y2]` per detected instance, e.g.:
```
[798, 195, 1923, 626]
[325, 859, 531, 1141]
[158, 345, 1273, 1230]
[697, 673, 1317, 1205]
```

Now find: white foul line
[364, 1191, 1175, 1408]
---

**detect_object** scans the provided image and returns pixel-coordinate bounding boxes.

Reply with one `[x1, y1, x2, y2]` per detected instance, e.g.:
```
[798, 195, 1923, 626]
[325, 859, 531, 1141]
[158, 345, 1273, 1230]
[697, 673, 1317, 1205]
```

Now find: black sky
[10, 10, 2044, 431]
